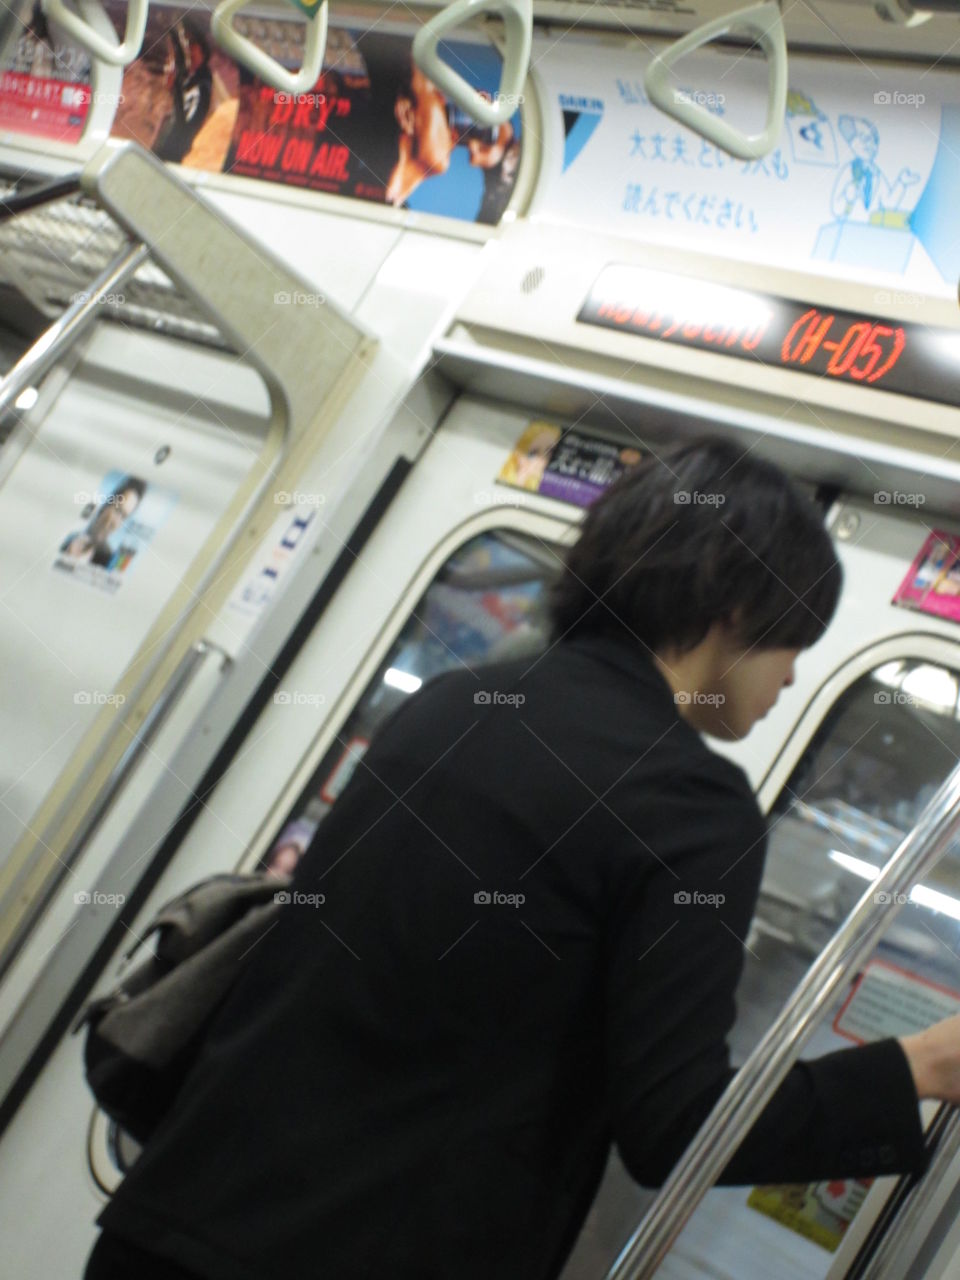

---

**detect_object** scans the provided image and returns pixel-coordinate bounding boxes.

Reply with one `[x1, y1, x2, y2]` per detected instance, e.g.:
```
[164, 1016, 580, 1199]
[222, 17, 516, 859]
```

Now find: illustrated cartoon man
[831, 115, 920, 222]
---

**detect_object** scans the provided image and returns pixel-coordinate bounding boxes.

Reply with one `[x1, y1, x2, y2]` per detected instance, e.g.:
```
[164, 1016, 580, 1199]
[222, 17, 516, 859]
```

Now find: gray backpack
[72, 872, 290, 1143]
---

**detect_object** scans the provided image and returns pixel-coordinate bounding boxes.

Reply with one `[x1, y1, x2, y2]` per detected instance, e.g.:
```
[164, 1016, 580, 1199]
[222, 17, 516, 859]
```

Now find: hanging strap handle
[412, 0, 531, 128]
[40, 0, 148, 66]
[210, 0, 328, 97]
[644, 0, 787, 161]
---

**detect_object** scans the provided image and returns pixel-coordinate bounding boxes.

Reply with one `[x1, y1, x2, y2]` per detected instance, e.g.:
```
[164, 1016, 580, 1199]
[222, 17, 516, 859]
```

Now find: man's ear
[395, 95, 415, 136]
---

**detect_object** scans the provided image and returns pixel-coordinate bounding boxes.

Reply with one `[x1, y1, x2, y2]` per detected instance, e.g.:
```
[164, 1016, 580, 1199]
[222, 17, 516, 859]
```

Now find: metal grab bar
[0, 173, 82, 223]
[412, 0, 531, 128]
[605, 756, 960, 1279]
[41, 0, 148, 65]
[643, 0, 787, 161]
[0, 242, 148, 418]
[211, 0, 328, 96]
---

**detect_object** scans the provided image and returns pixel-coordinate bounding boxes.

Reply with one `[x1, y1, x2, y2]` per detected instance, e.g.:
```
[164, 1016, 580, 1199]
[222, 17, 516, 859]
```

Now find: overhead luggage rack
[0, 176, 230, 350]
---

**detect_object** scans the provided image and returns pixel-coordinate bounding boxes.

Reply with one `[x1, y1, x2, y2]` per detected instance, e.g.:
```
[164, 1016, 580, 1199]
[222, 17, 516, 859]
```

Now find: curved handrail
[643, 0, 787, 161]
[0, 241, 149, 418]
[40, 0, 148, 66]
[0, 173, 82, 223]
[412, 0, 531, 128]
[211, 0, 328, 96]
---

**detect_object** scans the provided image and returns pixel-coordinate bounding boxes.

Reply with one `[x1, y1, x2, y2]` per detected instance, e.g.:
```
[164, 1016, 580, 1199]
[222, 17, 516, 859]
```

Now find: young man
[84, 438, 958, 1280]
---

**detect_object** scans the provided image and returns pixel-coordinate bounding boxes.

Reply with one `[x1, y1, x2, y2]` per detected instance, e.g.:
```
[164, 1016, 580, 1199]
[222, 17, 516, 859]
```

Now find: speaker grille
[520, 266, 545, 295]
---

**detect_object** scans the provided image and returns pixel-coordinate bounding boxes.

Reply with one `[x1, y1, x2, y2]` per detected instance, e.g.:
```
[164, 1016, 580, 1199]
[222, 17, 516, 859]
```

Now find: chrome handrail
[0, 172, 81, 222]
[605, 756, 960, 1278]
[0, 242, 148, 417]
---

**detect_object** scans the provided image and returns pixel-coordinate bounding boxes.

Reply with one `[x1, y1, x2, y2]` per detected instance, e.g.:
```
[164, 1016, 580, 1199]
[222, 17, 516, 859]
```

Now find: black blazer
[98, 628, 928, 1280]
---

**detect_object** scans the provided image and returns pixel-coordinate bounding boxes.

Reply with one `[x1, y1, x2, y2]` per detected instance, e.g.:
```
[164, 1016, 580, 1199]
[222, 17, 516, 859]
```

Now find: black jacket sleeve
[603, 760, 929, 1188]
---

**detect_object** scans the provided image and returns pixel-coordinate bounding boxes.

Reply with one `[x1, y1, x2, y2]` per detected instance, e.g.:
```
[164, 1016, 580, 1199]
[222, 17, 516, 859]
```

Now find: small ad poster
[747, 1179, 872, 1253]
[226, 504, 318, 623]
[833, 958, 960, 1045]
[260, 815, 318, 877]
[52, 470, 178, 594]
[893, 530, 960, 623]
[320, 736, 369, 805]
[105, 6, 521, 224]
[497, 421, 642, 507]
[0, 0, 92, 142]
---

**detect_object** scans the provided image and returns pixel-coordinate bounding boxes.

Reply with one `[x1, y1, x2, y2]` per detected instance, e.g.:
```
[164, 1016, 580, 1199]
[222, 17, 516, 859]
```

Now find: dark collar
[556, 628, 680, 710]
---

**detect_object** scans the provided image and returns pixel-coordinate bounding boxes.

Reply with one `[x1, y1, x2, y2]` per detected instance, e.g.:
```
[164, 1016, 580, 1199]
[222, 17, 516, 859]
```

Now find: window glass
[258, 528, 557, 876]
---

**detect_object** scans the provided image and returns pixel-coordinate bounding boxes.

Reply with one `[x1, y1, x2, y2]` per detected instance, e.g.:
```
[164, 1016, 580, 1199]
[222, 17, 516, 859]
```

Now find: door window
[256, 526, 558, 875]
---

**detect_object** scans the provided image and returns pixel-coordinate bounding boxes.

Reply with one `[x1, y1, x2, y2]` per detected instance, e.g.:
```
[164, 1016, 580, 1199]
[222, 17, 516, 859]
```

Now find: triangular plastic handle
[41, 0, 148, 66]
[211, 0, 328, 97]
[412, 0, 531, 129]
[644, 0, 787, 161]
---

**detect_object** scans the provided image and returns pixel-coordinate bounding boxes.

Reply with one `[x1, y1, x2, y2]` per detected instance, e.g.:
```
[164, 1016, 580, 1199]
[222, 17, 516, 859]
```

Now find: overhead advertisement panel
[0, 0, 92, 142]
[532, 37, 959, 300]
[0, 0, 522, 227]
[106, 6, 521, 223]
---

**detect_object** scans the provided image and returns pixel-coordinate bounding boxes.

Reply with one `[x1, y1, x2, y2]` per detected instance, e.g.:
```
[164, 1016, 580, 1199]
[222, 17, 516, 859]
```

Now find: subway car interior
[2, 0, 960, 1274]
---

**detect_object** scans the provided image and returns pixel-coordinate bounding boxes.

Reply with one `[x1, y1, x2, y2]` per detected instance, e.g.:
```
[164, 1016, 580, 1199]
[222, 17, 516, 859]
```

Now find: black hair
[181, 16, 210, 60]
[546, 436, 842, 655]
[109, 475, 146, 505]
[354, 31, 414, 118]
